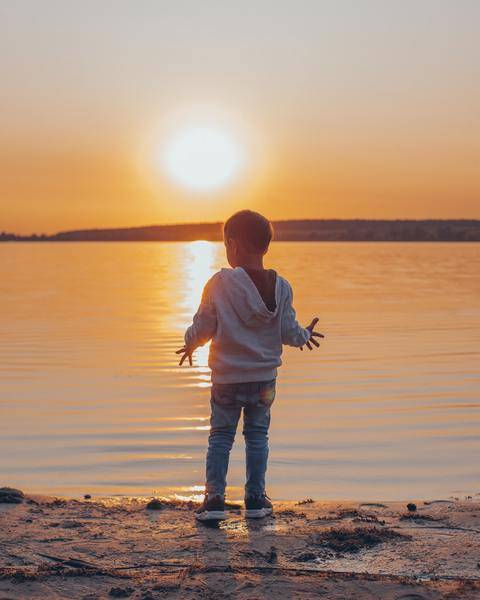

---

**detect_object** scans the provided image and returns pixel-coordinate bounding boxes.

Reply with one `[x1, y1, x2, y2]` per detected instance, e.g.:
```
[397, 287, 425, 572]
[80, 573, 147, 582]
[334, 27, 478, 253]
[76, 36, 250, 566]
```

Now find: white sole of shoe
[245, 507, 273, 519]
[194, 510, 227, 521]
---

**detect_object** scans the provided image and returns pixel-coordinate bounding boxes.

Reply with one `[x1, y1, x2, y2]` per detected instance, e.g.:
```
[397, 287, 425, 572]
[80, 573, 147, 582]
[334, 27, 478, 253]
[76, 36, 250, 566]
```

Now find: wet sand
[1, 492, 479, 599]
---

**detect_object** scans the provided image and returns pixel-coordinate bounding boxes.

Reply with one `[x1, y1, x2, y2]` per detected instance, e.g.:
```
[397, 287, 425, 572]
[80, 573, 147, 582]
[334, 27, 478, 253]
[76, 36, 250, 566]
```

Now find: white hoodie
[185, 267, 310, 383]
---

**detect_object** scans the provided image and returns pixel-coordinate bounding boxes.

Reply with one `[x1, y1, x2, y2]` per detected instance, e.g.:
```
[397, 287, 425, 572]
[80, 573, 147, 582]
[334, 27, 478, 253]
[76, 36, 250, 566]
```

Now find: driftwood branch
[9, 555, 478, 585]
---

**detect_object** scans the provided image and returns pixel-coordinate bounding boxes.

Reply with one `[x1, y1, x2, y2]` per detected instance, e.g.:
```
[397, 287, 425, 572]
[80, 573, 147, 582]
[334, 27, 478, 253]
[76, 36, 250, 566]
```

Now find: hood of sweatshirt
[219, 267, 283, 326]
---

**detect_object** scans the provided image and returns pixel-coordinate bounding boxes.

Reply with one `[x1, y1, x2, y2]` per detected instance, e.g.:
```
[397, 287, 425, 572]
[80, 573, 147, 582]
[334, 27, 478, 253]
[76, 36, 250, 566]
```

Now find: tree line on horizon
[2, 219, 480, 242]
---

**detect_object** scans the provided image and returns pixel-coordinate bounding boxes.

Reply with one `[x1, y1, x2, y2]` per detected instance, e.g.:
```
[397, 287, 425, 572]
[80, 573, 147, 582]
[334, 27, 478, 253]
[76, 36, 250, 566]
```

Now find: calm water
[1, 242, 479, 501]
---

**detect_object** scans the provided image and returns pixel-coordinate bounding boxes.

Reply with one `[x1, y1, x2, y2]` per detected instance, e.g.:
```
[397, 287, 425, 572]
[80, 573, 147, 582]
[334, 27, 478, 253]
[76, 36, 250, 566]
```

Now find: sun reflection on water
[152, 425, 210, 432]
[182, 240, 217, 316]
[172, 484, 244, 504]
[181, 241, 218, 383]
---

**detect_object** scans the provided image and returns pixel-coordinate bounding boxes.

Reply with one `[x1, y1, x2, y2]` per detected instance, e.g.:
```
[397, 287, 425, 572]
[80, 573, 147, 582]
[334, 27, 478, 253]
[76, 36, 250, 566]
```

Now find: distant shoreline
[3, 238, 480, 242]
[2, 219, 480, 242]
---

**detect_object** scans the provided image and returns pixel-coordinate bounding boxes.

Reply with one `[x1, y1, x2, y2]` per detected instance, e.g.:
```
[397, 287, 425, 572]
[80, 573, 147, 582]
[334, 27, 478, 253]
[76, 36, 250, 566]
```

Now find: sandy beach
[1, 490, 479, 599]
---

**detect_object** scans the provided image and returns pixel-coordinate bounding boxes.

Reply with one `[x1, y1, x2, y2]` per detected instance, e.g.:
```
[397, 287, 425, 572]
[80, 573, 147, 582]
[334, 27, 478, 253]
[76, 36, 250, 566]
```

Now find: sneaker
[244, 493, 273, 519]
[194, 494, 227, 521]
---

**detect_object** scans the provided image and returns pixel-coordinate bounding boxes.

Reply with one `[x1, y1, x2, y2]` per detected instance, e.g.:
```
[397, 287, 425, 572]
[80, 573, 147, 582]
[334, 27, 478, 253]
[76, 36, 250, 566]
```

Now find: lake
[1, 242, 479, 501]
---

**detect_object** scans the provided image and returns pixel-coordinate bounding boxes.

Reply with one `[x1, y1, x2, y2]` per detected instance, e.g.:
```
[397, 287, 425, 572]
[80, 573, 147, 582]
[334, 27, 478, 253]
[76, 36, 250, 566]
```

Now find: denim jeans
[205, 379, 276, 497]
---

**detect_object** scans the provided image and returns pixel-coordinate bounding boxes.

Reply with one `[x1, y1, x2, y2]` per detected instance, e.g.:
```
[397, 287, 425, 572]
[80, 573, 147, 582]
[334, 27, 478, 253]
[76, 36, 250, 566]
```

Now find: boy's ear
[226, 237, 237, 253]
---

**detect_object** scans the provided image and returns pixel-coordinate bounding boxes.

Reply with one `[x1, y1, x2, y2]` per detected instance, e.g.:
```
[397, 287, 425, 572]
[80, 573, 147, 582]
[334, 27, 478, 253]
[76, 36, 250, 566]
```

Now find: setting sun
[162, 125, 244, 192]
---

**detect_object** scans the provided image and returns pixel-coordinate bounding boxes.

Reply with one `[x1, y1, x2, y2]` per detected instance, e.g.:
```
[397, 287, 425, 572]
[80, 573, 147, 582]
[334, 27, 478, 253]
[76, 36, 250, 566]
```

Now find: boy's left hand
[300, 317, 324, 351]
[175, 345, 194, 366]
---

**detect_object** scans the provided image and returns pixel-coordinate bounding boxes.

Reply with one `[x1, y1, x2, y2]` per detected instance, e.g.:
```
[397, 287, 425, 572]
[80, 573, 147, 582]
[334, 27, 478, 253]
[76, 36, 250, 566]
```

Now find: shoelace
[247, 493, 270, 502]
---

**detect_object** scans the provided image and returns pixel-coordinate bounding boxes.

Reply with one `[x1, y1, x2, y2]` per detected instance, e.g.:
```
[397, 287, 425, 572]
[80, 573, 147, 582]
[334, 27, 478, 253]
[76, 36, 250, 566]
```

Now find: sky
[1, 0, 479, 234]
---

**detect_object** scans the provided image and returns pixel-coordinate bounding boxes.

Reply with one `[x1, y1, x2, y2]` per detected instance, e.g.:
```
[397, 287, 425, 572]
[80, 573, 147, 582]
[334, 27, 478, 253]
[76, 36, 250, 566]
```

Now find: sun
[162, 125, 243, 191]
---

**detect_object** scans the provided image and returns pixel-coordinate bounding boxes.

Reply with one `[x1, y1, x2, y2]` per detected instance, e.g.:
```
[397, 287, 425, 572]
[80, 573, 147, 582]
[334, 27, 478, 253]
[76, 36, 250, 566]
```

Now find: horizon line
[4, 217, 480, 238]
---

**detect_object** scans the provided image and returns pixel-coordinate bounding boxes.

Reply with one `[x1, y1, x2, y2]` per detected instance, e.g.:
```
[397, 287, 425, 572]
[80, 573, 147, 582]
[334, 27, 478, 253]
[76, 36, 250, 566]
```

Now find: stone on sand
[146, 498, 164, 510]
[109, 586, 134, 597]
[0, 487, 24, 504]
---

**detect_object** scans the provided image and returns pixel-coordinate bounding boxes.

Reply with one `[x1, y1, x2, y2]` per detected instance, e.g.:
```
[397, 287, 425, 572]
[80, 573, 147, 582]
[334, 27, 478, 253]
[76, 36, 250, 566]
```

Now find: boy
[176, 210, 323, 521]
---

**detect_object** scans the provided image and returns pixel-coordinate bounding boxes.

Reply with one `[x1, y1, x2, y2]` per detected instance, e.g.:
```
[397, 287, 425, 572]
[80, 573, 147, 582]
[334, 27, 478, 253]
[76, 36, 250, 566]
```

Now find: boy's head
[223, 210, 273, 267]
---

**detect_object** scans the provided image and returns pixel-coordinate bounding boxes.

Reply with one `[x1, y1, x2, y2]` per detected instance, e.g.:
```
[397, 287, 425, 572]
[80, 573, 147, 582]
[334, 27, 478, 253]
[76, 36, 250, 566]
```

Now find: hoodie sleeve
[281, 281, 311, 347]
[184, 276, 217, 349]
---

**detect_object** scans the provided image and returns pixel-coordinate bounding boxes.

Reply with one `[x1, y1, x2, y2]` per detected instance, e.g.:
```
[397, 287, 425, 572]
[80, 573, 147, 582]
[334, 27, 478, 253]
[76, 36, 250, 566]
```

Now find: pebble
[146, 498, 164, 510]
[407, 503, 417, 512]
[294, 551, 317, 562]
[0, 487, 24, 504]
[109, 587, 134, 598]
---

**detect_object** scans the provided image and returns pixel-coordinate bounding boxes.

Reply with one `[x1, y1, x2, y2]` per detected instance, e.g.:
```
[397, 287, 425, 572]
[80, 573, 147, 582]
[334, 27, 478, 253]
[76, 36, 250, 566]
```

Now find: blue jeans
[205, 379, 276, 497]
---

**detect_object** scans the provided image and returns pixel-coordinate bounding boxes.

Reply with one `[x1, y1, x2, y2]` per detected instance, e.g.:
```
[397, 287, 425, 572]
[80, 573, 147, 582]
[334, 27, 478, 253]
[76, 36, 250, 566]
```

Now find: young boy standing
[176, 210, 323, 520]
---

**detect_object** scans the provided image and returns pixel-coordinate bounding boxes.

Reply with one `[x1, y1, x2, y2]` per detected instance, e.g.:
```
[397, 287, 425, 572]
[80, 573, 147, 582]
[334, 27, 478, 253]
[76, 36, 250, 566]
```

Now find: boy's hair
[223, 210, 274, 253]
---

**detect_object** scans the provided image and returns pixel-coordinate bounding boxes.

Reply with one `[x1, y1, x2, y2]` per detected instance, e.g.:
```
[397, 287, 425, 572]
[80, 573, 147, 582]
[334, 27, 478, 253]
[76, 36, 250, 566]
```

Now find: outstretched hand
[300, 317, 324, 351]
[175, 345, 194, 366]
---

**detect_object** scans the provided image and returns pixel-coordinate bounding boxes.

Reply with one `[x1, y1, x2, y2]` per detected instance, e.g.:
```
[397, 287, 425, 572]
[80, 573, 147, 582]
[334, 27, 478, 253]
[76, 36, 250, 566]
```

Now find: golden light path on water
[172, 240, 216, 501]
[181, 240, 216, 389]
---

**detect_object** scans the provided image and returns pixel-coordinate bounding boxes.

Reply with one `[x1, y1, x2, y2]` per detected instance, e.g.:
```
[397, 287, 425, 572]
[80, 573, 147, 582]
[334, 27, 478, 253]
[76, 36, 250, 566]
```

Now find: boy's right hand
[175, 345, 194, 366]
[300, 317, 324, 351]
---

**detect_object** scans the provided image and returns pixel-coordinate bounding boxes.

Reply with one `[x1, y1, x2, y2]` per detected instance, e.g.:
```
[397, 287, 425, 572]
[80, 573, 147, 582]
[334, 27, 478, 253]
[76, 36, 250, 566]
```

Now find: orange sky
[1, 2, 479, 234]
